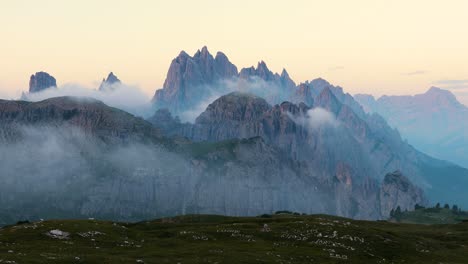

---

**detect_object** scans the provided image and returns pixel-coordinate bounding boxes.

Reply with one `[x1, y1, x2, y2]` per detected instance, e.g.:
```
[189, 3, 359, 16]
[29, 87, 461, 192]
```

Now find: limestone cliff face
[379, 171, 427, 217]
[29, 72, 57, 93]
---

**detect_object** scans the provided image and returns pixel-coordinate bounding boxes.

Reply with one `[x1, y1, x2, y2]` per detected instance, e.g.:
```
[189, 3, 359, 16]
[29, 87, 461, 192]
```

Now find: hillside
[0, 214, 467, 263]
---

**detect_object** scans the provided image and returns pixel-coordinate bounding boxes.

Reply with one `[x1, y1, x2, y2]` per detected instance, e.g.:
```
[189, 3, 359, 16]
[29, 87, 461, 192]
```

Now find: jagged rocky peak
[423, 86, 462, 107]
[310, 77, 332, 90]
[239, 61, 295, 88]
[215, 51, 238, 77]
[354, 94, 377, 113]
[293, 82, 314, 107]
[99, 72, 121, 91]
[168, 46, 238, 86]
[152, 46, 238, 113]
[29, 71, 57, 93]
[292, 78, 333, 107]
[379, 171, 427, 217]
[196, 92, 271, 124]
[255, 61, 275, 81]
[314, 86, 342, 114]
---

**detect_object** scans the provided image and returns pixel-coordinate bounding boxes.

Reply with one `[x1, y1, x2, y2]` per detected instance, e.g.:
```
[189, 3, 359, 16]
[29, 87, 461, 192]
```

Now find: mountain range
[355, 88, 468, 168]
[150, 47, 468, 209]
[0, 47, 467, 225]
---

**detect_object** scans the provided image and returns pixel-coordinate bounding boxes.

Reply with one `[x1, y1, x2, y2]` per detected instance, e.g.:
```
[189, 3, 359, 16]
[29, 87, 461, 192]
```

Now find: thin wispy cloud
[403, 70, 427, 76]
[433, 79, 468, 85]
[328, 66, 344, 71]
[433, 79, 468, 90]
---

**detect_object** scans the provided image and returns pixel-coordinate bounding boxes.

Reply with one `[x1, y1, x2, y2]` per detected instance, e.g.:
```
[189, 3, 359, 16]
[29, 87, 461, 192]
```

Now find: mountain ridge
[355, 87, 468, 168]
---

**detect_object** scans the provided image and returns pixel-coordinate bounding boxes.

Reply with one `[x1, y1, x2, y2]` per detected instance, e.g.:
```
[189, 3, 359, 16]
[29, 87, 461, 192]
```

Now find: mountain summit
[29, 72, 57, 93]
[99, 72, 121, 91]
[152, 46, 238, 114]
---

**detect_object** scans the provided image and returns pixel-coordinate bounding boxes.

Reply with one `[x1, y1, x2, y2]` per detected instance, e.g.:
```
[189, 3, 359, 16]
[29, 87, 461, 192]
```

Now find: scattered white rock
[46, 229, 70, 239]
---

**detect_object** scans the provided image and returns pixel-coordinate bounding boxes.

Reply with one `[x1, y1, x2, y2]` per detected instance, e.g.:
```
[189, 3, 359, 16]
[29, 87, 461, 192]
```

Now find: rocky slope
[355, 87, 468, 168]
[28, 72, 57, 93]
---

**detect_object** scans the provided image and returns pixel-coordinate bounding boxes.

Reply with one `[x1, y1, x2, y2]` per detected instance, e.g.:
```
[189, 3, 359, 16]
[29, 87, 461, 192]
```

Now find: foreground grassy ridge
[0, 214, 467, 263]
[393, 207, 468, 225]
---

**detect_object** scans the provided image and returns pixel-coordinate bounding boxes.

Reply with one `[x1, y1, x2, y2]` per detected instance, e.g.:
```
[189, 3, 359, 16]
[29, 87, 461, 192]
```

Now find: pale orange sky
[1, 0, 468, 103]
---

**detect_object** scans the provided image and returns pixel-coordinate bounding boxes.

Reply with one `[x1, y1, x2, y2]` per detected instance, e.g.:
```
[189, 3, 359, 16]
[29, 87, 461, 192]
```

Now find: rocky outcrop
[29, 72, 57, 93]
[379, 171, 427, 217]
[99, 72, 121, 91]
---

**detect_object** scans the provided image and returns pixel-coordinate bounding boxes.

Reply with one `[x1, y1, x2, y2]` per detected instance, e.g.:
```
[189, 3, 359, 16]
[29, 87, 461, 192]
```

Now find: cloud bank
[0, 125, 191, 224]
[19, 83, 154, 118]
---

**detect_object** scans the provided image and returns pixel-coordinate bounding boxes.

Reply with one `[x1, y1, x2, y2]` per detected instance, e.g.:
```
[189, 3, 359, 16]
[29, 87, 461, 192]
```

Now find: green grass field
[0, 214, 467, 263]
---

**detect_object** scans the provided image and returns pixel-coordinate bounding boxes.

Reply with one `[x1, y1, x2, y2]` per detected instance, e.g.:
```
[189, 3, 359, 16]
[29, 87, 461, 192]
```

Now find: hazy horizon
[1, 0, 468, 104]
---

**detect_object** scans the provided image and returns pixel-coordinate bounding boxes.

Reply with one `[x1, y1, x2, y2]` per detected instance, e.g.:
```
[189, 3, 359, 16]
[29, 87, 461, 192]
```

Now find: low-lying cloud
[0, 87, 20, 100]
[289, 107, 339, 131]
[0, 125, 191, 224]
[19, 83, 154, 118]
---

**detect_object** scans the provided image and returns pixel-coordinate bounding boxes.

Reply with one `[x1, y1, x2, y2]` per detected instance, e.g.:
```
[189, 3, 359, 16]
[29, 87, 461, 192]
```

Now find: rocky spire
[29, 72, 57, 93]
[152, 46, 238, 114]
[99, 72, 121, 91]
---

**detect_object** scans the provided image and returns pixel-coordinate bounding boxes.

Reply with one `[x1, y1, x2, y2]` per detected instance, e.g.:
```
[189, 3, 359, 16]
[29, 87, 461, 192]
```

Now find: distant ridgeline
[389, 203, 468, 224]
